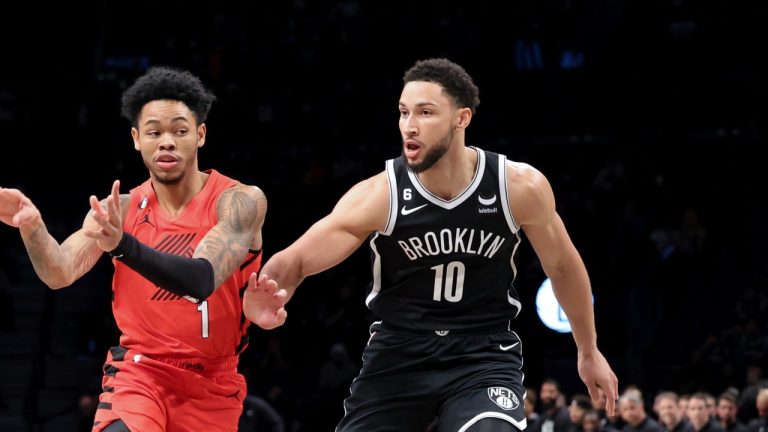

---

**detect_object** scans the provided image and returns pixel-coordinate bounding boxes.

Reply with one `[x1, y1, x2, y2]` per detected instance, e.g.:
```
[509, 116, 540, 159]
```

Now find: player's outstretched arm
[244, 172, 389, 329]
[0, 186, 116, 289]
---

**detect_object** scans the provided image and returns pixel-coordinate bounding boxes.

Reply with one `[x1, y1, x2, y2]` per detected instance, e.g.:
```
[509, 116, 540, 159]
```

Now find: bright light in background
[535, 278, 594, 333]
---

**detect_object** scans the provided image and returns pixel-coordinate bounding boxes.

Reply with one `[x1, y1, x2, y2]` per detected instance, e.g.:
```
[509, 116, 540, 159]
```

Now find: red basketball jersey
[112, 169, 261, 359]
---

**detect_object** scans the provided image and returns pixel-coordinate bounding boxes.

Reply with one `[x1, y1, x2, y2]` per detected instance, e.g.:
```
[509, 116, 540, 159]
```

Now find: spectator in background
[747, 389, 768, 432]
[718, 391, 748, 432]
[680, 394, 691, 421]
[708, 394, 720, 419]
[570, 394, 595, 432]
[601, 391, 624, 432]
[688, 393, 725, 432]
[619, 392, 663, 432]
[568, 394, 592, 432]
[583, 410, 604, 432]
[656, 391, 690, 432]
[532, 379, 573, 432]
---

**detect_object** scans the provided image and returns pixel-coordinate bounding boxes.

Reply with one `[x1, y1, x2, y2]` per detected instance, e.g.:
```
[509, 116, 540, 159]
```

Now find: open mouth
[404, 140, 421, 158]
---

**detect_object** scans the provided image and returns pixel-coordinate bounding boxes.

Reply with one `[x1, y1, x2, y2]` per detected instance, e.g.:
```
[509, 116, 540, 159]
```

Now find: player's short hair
[403, 58, 480, 113]
[121, 66, 216, 127]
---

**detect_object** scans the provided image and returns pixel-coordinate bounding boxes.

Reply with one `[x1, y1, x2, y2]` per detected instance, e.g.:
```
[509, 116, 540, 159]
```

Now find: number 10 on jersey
[431, 261, 465, 302]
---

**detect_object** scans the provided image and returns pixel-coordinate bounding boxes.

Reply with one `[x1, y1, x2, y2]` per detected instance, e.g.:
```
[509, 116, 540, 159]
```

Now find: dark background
[0, 1, 765, 431]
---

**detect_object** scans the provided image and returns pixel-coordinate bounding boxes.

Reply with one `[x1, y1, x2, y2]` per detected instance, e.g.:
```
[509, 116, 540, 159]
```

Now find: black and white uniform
[337, 147, 528, 432]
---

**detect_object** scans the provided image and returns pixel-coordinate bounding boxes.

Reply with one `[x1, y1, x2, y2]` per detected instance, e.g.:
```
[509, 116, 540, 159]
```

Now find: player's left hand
[577, 348, 619, 416]
[83, 180, 124, 252]
[243, 272, 288, 330]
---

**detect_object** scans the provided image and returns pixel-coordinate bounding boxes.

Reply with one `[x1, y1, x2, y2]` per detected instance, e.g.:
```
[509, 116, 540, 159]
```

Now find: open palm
[243, 272, 288, 330]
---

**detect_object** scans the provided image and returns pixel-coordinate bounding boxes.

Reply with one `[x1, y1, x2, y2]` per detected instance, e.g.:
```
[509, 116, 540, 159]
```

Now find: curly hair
[121, 66, 217, 127]
[402, 58, 480, 113]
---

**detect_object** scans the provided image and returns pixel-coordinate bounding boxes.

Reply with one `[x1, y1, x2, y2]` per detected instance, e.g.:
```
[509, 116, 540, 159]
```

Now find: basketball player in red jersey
[0, 66, 268, 431]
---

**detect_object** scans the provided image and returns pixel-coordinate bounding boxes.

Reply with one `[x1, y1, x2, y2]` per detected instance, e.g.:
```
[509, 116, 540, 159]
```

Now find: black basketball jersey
[367, 147, 523, 333]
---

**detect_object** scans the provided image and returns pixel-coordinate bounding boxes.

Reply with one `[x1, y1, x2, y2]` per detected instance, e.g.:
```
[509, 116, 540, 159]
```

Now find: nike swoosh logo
[479, 194, 497, 206]
[499, 342, 519, 351]
[401, 204, 428, 216]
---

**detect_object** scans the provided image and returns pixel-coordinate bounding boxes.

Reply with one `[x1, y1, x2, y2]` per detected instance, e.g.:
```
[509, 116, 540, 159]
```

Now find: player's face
[398, 81, 457, 173]
[131, 100, 205, 185]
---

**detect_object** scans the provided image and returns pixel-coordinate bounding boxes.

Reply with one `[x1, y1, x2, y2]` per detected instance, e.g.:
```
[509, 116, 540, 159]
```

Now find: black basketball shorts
[336, 322, 528, 432]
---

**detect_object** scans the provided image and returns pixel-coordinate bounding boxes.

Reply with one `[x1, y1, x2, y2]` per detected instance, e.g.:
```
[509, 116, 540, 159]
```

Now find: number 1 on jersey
[197, 300, 210, 338]
[431, 261, 465, 302]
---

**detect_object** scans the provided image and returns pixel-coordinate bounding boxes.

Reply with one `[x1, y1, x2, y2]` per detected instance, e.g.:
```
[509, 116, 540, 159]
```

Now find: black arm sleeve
[109, 233, 215, 301]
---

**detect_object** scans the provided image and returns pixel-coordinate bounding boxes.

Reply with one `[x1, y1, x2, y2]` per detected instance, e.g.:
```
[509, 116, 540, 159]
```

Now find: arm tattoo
[119, 195, 132, 215]
[64, 241, 103, 281]
[195, 187, 258, 289]
[24, 194, 129, 286]
[24, 220, 102, 286]
[23, 224, 62, 282]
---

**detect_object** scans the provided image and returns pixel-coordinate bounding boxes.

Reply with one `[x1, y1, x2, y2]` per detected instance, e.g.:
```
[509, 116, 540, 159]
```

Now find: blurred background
[0, 1, 765, 431]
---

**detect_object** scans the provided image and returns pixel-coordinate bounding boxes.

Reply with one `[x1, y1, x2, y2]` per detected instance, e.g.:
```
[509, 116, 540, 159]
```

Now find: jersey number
[431, 261, 465, 302]
[197, 300, 210, 338]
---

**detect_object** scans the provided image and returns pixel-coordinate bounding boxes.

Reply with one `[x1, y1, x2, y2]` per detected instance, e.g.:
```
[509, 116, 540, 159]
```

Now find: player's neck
[417, 145, 477, 201]
[152, 170, 208, 217]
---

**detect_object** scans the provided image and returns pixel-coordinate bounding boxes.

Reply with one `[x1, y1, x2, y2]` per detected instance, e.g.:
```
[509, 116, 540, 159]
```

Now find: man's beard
[541, 399, 557, 412]
[404, 129, 453, 174]
[153, 171, 184, 185]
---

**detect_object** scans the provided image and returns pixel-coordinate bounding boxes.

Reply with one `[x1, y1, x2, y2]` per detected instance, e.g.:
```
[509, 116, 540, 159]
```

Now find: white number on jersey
[197, 300, 210, 338]
[431, 261, 465, 302]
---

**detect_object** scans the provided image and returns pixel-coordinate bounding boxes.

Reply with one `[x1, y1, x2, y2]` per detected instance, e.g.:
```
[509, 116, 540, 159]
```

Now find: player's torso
[368, 148, 522, 333]
[112, 170, 260, 359]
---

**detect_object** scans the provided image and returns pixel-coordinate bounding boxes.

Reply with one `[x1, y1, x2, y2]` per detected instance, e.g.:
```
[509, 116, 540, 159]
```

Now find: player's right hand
[83, 180, 124, 252]
[0, 188, 41, 229]
[243, 272, 288, 330]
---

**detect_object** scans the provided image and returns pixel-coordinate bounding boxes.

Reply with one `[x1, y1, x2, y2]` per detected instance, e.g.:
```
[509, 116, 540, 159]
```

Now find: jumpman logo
[138, 213, 155, 228]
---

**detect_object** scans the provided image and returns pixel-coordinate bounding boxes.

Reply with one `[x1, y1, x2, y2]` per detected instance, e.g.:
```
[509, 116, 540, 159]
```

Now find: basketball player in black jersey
[244, 58, 618, 431]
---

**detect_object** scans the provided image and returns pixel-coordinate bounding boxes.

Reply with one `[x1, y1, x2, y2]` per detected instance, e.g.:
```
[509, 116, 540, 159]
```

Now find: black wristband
[108, 234, 132, 259]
